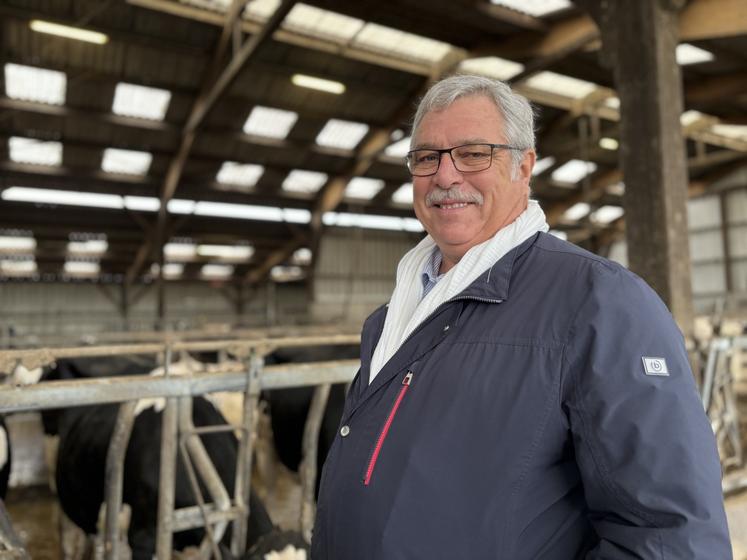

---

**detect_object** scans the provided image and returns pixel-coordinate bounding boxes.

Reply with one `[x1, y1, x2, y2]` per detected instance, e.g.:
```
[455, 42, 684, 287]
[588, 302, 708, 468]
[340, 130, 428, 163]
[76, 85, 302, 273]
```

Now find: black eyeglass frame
[405, 143, 524, 177]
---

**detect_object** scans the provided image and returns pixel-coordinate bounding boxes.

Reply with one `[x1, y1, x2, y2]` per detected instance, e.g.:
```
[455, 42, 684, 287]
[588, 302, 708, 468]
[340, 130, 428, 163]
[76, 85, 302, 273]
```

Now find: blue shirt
[421, 247, 444, 300]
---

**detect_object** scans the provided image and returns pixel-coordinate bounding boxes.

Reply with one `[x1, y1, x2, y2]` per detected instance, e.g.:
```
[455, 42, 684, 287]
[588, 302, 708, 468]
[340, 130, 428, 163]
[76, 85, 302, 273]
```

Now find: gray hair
[411, 74, 536, 176]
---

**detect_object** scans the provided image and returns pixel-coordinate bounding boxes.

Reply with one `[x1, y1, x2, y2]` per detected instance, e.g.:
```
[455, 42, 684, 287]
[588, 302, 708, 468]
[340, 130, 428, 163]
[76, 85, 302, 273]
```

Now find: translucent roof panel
[195, 201, 284, 221]
[525, 72, 599, 100]
[9, 137, 63, 166]
[124, 196, 160, 212]
[681, 110, 707, 127]
[385, 137, 411, 158]
[562, 202, 591, 221]
[532, 156, 555, 176]
[216, 162, 264, 187]
[353, 23, 453, 64]
[168, 199, 197, 215]
[67, 237, 108, 255]
[101, 148, 152, 175]
[293, 247, 312, 264]
[243, 106, 298, 139]
[283, 4, 364, 43]
[151, 262, 184, 279]
[64, 260, 100, 276]
[2, 187, 124, 209]
[30, 20, 108, 45]
[458, 57, 525, 81]
[0, 235, 36, 253]
[291, 74, 346, 95]
[392, 183, 413, 205]
[178, 0, 232, 13]
[345, 177, 385, 200]
[197, 244, 254, 261]
[245, 0, 280, 21]
[282, 170, 328, 194]
[676, 43, 714, 65]
[271, 265, 304, 282]
[551, 159, 597, 184]
[4, 63, 66, 105]
[201, 264, 234, 278]
[323, 212, 424, 231]
[283, 208, 311, 224]
[164, 242, 197, 260]
[316, 119, 369, 150]
[1, 257, 37, 276]
[489, 0, 572, 17]
[590, 205, 624, 225]
[112, 83, 172, 121]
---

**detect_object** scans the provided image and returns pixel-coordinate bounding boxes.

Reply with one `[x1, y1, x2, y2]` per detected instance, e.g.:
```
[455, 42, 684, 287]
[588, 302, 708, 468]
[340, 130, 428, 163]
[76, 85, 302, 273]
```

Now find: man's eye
[416, 153, 438, 163]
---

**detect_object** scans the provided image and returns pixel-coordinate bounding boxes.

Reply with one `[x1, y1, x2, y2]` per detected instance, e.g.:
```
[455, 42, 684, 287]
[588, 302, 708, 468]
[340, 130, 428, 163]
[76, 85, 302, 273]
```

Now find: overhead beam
[679, 0, 747, 40]
[475, 2, 548, 31]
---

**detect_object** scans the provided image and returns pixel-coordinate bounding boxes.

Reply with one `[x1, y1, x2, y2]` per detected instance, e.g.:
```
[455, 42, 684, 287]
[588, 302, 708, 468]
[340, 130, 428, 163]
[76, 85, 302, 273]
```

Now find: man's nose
[434, 152, 462, 187]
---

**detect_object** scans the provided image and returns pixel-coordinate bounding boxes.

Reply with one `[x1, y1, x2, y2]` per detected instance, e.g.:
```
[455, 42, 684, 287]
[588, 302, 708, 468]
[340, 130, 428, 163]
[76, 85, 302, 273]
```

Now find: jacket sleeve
[563, 262, 731, 559]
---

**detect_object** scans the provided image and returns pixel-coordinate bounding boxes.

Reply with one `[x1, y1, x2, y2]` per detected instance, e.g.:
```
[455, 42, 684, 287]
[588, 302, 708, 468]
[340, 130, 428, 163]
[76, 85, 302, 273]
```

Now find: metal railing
[0, 335, 360, 559]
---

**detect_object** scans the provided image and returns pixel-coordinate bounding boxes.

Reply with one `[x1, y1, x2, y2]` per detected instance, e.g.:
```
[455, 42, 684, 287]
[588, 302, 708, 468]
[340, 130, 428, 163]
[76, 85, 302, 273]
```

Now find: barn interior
[0, 0, 746, 558]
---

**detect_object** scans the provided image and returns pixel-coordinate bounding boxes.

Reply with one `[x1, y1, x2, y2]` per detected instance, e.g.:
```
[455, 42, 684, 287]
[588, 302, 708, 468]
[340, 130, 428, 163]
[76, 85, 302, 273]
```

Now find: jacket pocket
[363, 370, 413, 486]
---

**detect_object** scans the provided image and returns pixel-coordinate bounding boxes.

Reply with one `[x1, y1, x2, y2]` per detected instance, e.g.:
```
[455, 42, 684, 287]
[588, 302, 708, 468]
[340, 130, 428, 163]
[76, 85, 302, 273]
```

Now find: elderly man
[311, 75, 731, 559]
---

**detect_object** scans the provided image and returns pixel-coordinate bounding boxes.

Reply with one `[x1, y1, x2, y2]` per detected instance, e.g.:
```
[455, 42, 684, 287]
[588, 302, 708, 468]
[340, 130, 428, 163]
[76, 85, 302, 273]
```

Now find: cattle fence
[0, 333, 361, 559]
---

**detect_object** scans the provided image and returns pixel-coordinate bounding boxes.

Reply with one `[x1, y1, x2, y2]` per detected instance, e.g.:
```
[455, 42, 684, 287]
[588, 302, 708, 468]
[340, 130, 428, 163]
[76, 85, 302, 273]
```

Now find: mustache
[425, 189, 484, 207]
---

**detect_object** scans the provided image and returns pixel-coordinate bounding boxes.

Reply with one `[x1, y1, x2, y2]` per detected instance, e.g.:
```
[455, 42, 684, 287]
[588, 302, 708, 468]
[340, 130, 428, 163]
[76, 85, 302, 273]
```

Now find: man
[312, 75, 731, 559]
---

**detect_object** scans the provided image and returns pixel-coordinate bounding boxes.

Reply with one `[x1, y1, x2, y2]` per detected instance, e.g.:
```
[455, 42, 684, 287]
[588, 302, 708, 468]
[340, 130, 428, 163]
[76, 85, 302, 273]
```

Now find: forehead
[414, 95, 504, 146]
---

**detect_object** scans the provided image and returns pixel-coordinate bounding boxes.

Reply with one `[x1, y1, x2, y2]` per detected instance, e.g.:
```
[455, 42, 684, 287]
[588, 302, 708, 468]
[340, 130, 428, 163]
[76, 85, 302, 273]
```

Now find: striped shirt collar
[421, 246, 444, 299]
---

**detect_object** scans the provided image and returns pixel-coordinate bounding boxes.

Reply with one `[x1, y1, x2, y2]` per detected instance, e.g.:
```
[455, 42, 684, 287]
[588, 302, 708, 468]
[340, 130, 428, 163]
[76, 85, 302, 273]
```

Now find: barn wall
[311, 227, 423, 324]
[0, 280, 309, 344]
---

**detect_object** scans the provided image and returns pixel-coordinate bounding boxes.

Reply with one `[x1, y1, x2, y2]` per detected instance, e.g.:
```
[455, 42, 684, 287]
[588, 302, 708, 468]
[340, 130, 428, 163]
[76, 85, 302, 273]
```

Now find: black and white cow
[40, 356, 307, 560]
[0, 415, 10, 499]
[263, 344, 360, 496]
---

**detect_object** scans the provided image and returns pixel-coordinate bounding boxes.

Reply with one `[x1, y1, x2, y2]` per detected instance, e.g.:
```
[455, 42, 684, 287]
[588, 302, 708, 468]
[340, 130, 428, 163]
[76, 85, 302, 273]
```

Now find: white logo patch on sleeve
[642, 356, 669, 376]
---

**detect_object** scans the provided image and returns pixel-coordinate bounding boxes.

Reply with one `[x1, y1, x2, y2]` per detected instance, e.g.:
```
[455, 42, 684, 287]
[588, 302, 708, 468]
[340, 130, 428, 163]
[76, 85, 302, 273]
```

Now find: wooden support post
[576, 0, 695, 336]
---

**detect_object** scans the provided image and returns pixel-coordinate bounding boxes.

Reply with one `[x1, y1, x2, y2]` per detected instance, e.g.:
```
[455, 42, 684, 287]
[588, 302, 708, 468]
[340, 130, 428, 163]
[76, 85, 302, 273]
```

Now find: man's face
[411, 95, 534, 270]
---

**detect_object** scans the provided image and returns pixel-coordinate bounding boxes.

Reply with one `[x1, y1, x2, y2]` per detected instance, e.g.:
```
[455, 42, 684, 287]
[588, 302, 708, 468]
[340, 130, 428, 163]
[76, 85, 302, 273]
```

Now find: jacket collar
[453, 231, 540, 302]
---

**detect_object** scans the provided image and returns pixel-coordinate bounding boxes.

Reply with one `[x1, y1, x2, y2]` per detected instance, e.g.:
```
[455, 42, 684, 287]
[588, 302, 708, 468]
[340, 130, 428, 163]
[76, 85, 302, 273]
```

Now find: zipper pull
[402, 371, 413, 386]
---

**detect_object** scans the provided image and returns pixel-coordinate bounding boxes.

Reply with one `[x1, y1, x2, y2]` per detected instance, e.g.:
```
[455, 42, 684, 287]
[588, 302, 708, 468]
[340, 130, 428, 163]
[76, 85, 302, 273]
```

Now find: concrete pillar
[577, 0, 694, 335]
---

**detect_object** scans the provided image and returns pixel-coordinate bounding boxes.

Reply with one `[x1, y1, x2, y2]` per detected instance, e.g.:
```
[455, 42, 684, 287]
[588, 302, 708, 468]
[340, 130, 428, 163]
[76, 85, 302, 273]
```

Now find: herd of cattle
[0, 343, 360, 559]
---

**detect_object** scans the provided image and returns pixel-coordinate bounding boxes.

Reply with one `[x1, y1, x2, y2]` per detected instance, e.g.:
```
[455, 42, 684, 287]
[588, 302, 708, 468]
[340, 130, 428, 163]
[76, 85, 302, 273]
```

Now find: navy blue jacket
[312, 233, 731, 559]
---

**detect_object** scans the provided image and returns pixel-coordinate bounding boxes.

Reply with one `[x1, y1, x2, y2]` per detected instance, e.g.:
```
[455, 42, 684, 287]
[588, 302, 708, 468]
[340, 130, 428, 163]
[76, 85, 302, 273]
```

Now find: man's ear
[516, 150, 536, 184]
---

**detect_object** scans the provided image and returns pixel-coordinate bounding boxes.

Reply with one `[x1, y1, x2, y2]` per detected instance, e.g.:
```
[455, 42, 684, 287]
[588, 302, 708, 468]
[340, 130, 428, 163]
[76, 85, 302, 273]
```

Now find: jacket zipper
[364, 371, 413, 486]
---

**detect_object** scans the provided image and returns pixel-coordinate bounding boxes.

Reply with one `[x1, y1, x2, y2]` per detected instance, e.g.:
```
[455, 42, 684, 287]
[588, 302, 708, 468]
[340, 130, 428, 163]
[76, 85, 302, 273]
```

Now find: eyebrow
[410, 138, 495, 150]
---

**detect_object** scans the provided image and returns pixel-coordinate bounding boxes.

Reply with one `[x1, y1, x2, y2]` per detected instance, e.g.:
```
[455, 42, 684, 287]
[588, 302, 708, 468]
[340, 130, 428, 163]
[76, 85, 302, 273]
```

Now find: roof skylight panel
[293, 248, 312, 265]
[283, 208, 311, 224]
[197, 244, 254, 261]
[243, 106, 298, 139]
[168, 199, 197, 215]
[458, 57, 525, 81]
[525, 72, 599, 100]
[4, 63, 66, 105]
[112, 83, 172, 121]
[282, 170, 328, 194]
[551, 159, 597, 184]
[316, 119, 370, 150]
[0, 235, 36, 253]
[392, 183, 413, 205]
[532, 156, 556, 176]
[345, 177, 385, 200]
[244, 0, 280, 21]
[67, 234, 108, 256]
[164, 241, 197, 260]
[385, 137, 411, 158]
[0, 257, 37, 277]
[489, 0, 572, 17]
[283, 4, 364, 43]
[151, 262, 184, 279]
[270, 265, 304, 282]
[590, 205, 624, 225]
[124, 196, 160, 212]
[101, 148, 153, 175]
[64, 260, 100, 276]
[2, 187, 124, 209]
[201, 264, 234, 278]
[324, 212, 406, 231]
[195, 201, 284, 221]
[9, 137, 63, 166]
[178, 0, 232, 13]
[353, 23, 452, 64]
[676, 44, 714, 65]
[216, 162, 265, 187]
[711, 124, 747, 140]
[562, 202, 591, 221]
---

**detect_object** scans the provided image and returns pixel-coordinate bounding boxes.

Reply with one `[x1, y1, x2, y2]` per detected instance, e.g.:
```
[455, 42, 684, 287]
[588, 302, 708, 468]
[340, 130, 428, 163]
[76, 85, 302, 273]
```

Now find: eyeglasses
[406, 143, 523, 177]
